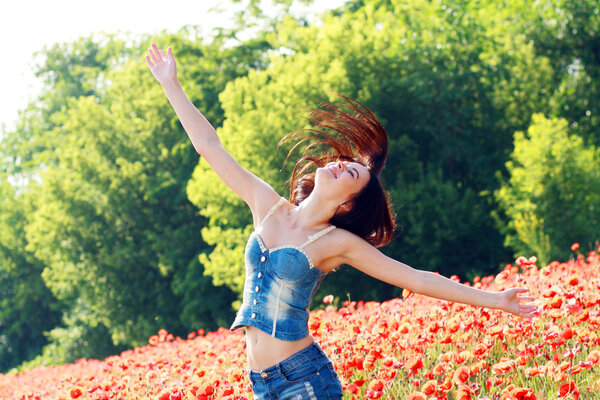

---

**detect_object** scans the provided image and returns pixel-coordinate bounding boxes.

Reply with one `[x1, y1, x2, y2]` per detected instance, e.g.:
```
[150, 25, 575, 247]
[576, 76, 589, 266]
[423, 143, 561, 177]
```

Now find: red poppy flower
[365, 390, 383, 399]
[511, 387, 538, 400]
[559, 381, 578, 398]
[406, 392, 427, 400]
[561, 327, 574, 340]
[354, 379, 366, 387]
[421, 380, 437, 395]
[454, 384, 471, 400]
[345, 383, 360, 395]
[367, 379, 384, 392]
[452, 366, 470, 385]
[571, 243, 580, 251]
[585, 350, 600, 365]
[406, 356, 424, 374]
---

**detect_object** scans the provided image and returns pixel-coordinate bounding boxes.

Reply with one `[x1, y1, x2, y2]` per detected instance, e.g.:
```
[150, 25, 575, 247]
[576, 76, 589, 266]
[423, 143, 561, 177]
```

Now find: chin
[314, 168, 332, 184]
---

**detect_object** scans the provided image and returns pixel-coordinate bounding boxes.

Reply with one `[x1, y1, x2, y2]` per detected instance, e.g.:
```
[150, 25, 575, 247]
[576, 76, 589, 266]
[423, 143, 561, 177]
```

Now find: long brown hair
[280, 96, 395, 248]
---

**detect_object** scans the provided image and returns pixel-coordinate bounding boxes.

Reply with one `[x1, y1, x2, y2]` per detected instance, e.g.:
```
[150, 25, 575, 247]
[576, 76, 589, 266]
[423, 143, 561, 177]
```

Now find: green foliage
[387, 169, 506, 281]
[172, 256, 237, 330]
[23, 74, 201, 353]
[19, 301, 128, 370]
[496, 114, 600, 264]
[527, 0, 600, 145]
[0, 177, 62, 372]
[3, 35, 133, 178]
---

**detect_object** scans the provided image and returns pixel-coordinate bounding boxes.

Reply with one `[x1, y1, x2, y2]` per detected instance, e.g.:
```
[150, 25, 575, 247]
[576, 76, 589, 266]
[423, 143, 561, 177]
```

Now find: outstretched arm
[145, 43, 278, 219]
[338, 232, 538, 318]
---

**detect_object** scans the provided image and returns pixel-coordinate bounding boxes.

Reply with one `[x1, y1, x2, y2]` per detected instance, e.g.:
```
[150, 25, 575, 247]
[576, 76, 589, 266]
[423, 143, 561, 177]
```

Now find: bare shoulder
[337, 230, 385, 264]
[328, 228, 364, 252]
[250, 188, 286, 227]
[319, 228, 381, 271]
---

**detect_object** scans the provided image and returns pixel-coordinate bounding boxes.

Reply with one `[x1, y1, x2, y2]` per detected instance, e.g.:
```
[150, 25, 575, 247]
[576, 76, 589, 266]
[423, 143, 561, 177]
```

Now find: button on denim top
[230, 197, 336, 341]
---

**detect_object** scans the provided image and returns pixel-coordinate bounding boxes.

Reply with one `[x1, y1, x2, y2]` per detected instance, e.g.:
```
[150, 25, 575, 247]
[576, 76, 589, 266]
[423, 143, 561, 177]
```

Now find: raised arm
[145, 43, 278, 219]
[338, 232, 538, 318]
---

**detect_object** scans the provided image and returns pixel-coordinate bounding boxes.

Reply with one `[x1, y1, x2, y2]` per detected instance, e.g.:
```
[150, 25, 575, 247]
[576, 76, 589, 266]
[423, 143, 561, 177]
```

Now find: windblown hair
[280, 96, 395, 248]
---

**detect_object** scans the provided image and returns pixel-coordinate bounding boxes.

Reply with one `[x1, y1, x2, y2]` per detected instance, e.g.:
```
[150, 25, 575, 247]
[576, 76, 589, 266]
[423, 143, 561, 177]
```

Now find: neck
[291, 191, 338, 230]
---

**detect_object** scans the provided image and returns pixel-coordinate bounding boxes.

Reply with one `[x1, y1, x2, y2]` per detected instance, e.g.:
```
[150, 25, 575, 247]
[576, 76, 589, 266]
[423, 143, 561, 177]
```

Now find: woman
[146, 43, 538, 399]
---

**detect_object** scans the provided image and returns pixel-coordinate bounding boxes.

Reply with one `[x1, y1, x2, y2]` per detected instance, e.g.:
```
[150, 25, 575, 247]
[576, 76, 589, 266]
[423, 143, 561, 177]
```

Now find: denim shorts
[247, 342, 343, 399]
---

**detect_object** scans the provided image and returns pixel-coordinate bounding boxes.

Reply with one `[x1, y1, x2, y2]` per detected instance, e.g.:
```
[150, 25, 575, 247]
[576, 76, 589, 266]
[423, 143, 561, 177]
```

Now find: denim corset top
[230, 197, 336, 341]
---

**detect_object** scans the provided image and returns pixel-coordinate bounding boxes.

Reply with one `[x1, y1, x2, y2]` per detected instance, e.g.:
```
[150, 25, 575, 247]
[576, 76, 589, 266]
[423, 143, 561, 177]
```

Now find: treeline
[1, 0, 599, 372]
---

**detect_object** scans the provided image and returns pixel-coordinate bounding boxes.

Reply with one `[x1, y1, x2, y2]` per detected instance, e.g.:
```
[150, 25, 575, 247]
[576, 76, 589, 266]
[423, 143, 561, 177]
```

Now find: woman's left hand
[145, 43, 177, 86]
[497, 287, 538, 318]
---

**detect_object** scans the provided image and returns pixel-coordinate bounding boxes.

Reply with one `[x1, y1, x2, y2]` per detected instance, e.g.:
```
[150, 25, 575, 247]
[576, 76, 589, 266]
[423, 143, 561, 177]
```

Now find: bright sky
[0, 0, 345, 130]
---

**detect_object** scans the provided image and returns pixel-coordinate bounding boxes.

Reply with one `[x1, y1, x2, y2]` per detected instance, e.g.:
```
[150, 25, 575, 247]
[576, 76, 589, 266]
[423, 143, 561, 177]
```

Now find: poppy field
[1, 244, 599, 400]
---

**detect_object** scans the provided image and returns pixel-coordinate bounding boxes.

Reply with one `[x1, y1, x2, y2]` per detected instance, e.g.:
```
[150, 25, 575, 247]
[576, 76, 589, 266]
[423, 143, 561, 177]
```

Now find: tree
[527, 0, 600, 146]
[2, 35, 132, 179]
[0, 177, 62, 372]
[495, 114, 600, 264]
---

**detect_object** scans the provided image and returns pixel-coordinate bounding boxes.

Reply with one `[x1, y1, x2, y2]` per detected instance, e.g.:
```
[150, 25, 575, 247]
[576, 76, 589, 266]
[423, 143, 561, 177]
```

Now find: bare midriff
[245, 326, 315, 371]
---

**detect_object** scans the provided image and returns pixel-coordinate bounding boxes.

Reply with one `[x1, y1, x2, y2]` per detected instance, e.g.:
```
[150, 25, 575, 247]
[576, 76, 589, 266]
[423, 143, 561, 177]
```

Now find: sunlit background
[0, 0, 345, 129]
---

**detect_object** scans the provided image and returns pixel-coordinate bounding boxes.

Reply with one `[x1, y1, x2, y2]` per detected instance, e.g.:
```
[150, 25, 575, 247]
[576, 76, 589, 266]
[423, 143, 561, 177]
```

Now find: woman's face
[315, 160, 370, 201]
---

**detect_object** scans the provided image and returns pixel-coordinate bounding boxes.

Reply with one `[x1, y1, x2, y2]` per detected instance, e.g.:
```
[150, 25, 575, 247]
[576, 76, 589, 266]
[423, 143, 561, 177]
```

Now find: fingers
[147, 43, 174, 65]
[512, 287, 536, 302]
[517, 302, 539, 318]
[149, 44, 160, 64]
[145, 55, 153, 68]
[520, 311, 537, 318]
[520, 304, 537, 312]
[518, 296, 535, 302]
[504, 287, 539, 318]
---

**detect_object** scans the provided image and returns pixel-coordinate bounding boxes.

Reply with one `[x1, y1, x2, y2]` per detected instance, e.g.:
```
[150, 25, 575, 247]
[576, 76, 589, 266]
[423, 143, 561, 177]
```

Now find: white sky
[0, 0, 345, 130]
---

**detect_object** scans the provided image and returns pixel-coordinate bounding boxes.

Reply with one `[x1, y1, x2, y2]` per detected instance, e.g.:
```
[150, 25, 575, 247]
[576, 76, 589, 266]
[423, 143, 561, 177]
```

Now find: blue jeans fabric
[247, 342, 343, 399]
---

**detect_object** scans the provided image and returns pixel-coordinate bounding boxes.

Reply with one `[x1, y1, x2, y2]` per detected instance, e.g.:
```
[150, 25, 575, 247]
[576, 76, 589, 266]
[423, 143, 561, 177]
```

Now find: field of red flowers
[1, 244, 599, 400]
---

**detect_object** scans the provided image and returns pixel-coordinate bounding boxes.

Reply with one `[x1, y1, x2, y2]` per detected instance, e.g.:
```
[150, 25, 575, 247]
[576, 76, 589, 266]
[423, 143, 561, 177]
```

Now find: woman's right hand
[145, 43, 177, 86]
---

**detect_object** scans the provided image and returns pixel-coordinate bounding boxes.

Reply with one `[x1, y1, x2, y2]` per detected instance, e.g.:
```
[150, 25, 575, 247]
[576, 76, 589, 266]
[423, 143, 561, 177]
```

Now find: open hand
[145, 43, 177, 86]
[498, 287, 538, 318]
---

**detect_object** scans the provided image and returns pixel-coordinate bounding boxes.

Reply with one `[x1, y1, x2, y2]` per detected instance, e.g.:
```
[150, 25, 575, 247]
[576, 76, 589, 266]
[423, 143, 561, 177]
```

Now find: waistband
[247, 342, 326, 381]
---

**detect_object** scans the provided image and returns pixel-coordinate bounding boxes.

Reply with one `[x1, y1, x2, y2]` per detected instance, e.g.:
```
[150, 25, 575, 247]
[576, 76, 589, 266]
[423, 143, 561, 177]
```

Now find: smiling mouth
[328, 166, 338, 178]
